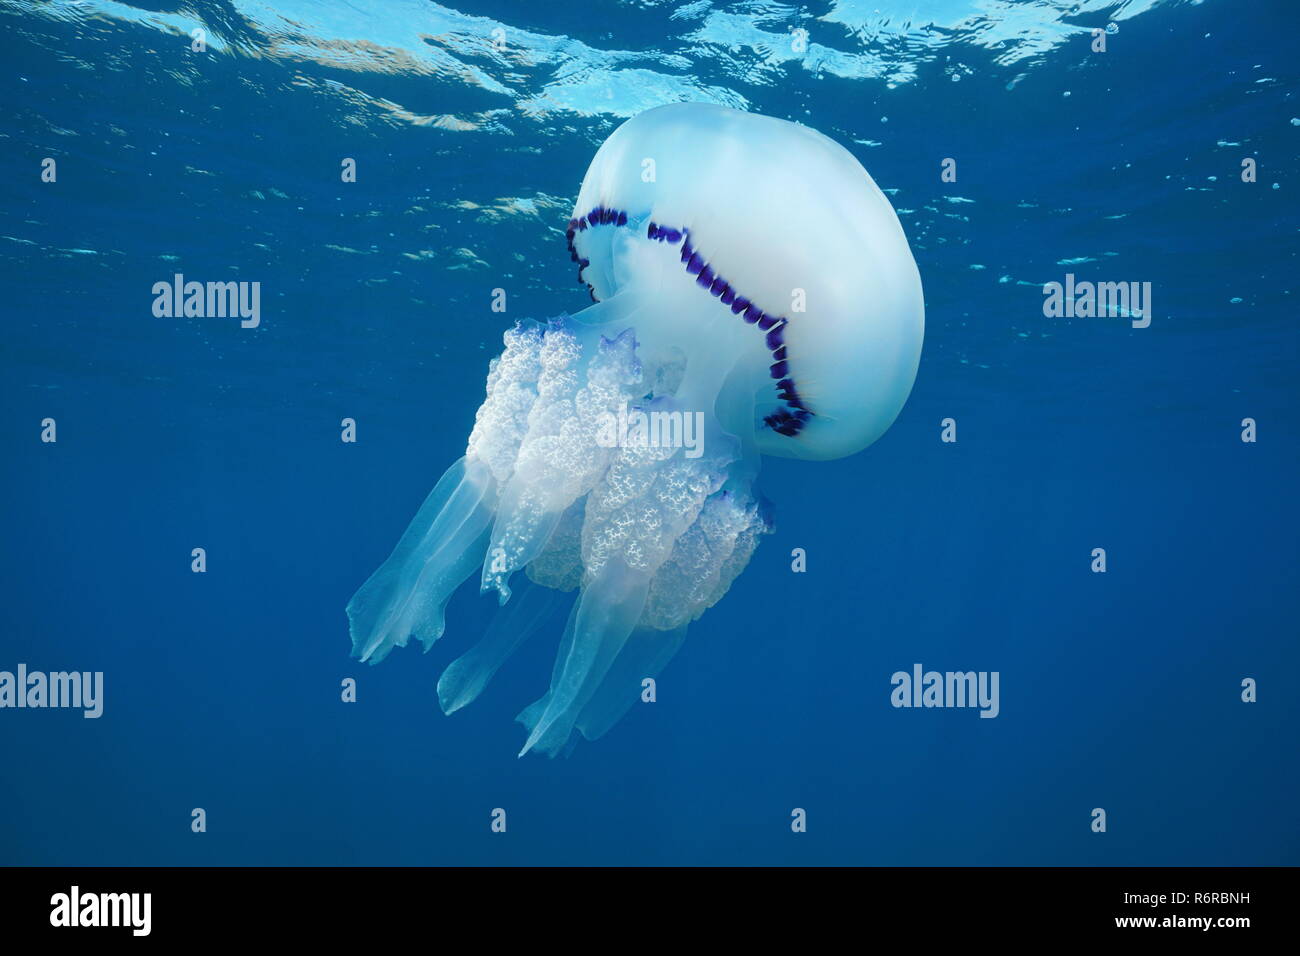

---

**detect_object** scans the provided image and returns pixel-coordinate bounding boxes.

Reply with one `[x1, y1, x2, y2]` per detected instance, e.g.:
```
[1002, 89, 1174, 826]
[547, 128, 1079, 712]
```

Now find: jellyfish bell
[571, 102, 923, 461]
[346, 102, 924, 756]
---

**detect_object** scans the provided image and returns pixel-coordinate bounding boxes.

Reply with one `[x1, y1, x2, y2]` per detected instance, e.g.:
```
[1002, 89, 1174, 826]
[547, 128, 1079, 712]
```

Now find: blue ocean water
[1, 0, 1296, 866]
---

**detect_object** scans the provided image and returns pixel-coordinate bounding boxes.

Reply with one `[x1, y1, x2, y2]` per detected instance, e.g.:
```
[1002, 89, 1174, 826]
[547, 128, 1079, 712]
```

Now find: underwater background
[1, 0, 1297, 866]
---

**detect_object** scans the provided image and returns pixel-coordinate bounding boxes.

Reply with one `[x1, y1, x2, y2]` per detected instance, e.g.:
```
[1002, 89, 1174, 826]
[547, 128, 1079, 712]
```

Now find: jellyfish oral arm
[346, 456, 497, 665]
[347, 315, 771, 755]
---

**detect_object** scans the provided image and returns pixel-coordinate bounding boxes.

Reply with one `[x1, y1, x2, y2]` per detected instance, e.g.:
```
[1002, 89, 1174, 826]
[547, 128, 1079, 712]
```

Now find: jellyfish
[347, 102, 924, 756]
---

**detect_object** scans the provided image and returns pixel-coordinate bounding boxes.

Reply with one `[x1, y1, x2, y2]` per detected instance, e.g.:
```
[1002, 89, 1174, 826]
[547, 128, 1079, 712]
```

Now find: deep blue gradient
[1, 0, 1296, 866]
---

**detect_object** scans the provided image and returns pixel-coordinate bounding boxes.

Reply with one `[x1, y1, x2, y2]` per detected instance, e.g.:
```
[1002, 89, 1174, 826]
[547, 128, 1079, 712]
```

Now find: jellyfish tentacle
[346, 456, 498, 664]
[478, 325, 586, 603]
[571, 464, 774, 743]
[513, 598, 581, 735]
[641, 481, 772, 629]
[517, 557, 652, 757]
[514, 467, 773, 753]
[573, 624, 687, 743]
[347, 319, 550, 664]
[436, 578, 569, 715]
[480, 322, 643, 603]
[515, 409, 748, 755]
[464, 322, 546, 485]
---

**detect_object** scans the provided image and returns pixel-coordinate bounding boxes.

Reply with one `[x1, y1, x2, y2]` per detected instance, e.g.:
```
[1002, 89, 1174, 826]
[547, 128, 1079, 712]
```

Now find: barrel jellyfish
[347, 102, 924, 756]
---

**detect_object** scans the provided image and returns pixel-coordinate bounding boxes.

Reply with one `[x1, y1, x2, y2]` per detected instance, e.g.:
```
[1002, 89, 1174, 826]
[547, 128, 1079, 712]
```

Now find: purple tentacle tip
[765, 321, 786, 350]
